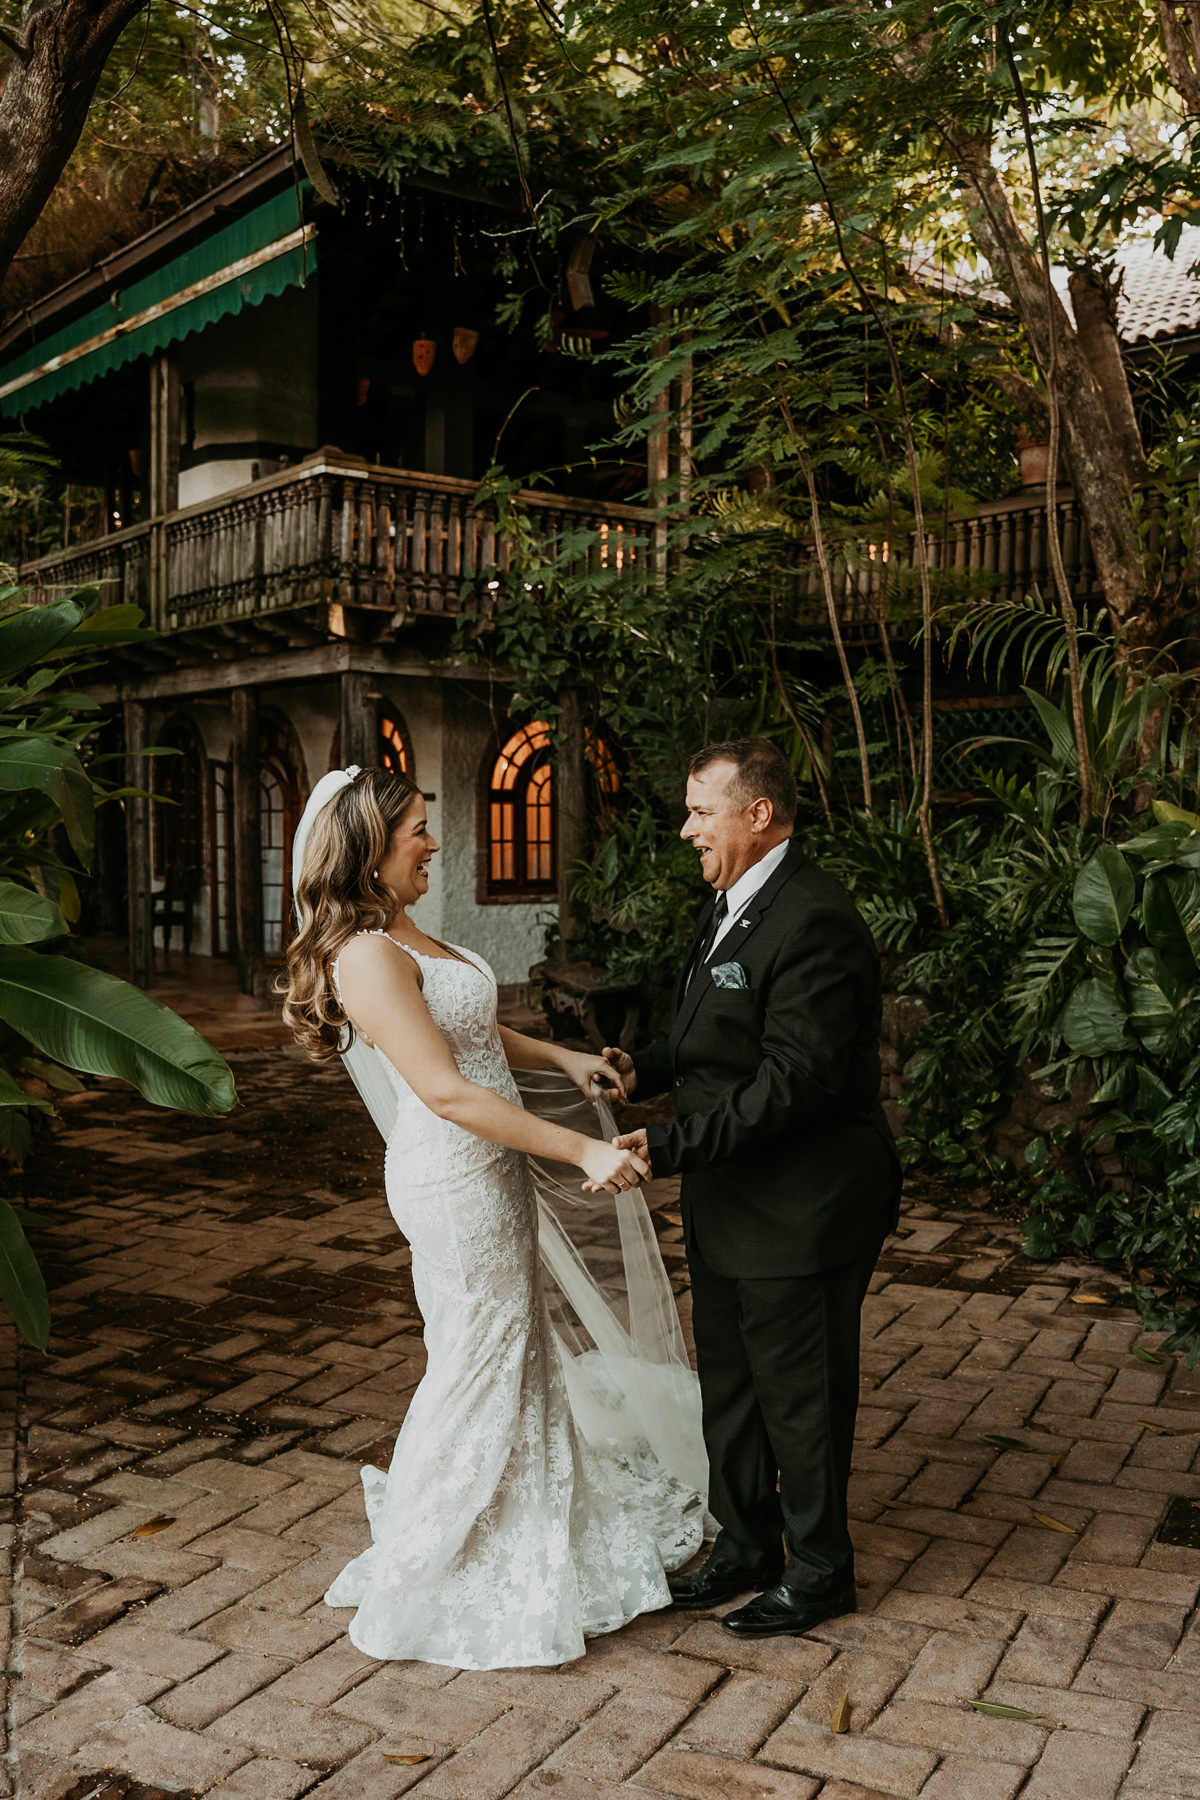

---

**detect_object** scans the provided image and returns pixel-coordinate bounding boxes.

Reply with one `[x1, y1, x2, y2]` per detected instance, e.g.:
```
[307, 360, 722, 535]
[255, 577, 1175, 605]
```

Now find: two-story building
[0, 143, 645, 999]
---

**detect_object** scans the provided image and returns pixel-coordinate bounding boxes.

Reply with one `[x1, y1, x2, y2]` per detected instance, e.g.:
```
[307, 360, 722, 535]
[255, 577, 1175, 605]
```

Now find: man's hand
[603, 1046, 637, 1097]
[612, 1128, 651, 1180]
[562, 1050, 626, 1104]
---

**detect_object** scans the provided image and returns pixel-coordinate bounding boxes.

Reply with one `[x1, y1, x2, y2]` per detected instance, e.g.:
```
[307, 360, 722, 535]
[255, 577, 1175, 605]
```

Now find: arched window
[379, 709, 413, 777]
[587, 728, 622, 800]
[260, 712, 305, 958]
[327, 707, 415, 778]
[484, 722, 622, 900]
[153, 716, 207, 883]
[488, 721, 554, 895]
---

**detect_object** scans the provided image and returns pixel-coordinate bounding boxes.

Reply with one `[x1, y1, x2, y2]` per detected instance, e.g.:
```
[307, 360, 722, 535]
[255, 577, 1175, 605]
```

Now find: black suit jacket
[633, 841, 901, 1278]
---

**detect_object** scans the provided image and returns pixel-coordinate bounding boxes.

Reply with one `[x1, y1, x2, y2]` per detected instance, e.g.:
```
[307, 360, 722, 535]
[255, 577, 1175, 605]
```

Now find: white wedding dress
[324, 932, 705, 1669]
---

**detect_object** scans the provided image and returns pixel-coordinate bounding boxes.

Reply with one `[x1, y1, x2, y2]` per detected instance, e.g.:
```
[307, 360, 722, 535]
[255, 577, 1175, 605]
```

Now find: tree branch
[0, 21, 33, 63]
[0, 0, 149, 288]
[1002, 28, 1094, 826]
[1157, 0, 1200, 114]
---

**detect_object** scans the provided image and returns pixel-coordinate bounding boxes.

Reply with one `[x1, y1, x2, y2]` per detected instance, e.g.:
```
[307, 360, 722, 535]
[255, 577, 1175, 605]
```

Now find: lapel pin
[740, 917, 752, 927]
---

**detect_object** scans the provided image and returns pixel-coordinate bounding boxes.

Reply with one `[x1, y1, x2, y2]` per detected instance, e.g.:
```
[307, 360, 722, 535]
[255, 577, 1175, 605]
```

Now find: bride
[282, 764, 706, 1670]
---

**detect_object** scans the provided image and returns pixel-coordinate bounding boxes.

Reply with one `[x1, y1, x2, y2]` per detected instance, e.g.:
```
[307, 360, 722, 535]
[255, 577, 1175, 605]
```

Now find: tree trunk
[555, 684, 587, 954]
[1068, 267, 1147, 486]
[943, 132, 1147, 631]
[647, 304, 670, 575]
[0, 0, 148, 288]
[1156, 1, 1200, 113]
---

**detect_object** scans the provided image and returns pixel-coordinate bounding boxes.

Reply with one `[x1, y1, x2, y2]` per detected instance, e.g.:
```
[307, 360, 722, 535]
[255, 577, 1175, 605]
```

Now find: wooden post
[556, 685, 587, 954]
[339, 670, 376, 770]
[231, 686, 263, 997]
[647, 304, 670, 576]
[123, 699, 154, 989]
[149, 348, 180, 518]
[148, 348, 180, 631]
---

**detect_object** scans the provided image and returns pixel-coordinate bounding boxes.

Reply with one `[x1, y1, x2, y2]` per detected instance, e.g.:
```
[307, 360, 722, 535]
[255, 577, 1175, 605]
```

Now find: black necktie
[686, 893, 728, 990]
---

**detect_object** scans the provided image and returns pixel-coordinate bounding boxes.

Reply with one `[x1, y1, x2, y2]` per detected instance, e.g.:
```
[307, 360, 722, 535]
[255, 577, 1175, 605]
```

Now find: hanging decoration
[412, 336, 436, 376]
[566, 236, 597, 311]
[452, 328, 478, 365]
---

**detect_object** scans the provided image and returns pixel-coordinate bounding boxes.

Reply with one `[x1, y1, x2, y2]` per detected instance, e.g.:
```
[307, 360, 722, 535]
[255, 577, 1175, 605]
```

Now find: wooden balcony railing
[795, 483, 1191, 625]
[17, 453, 651, 636]
[20, 466, 1188, 639]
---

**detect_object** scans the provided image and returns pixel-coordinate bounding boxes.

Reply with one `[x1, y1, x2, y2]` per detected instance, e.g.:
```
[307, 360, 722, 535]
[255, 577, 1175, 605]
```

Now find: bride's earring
[373, 870, 380, 879]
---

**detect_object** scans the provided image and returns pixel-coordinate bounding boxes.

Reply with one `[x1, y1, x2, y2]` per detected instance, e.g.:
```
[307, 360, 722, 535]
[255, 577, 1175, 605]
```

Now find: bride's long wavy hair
[282, 767, 423, 1060]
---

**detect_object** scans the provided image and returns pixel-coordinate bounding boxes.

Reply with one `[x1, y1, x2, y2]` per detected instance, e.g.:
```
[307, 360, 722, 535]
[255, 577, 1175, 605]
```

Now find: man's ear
[749, 797, 774, 832]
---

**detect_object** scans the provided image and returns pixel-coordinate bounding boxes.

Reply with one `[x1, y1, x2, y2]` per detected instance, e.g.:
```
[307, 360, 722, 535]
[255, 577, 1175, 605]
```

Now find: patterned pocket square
[711, 960, 749, 990]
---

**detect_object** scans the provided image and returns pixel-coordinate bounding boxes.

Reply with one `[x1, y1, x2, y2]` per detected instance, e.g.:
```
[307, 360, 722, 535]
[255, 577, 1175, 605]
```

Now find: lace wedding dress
[324, 933, 705, 1669]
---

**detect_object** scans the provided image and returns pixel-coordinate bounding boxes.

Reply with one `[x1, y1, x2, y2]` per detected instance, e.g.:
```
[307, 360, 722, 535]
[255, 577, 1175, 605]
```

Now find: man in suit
[604, 738, 900, 1638]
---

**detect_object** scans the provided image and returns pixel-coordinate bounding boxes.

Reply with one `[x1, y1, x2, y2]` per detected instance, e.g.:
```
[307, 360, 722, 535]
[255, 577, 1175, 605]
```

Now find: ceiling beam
[86, 640, 500, 703]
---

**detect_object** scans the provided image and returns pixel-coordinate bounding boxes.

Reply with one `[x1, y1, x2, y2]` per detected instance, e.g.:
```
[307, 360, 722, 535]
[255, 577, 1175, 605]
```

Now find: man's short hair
[687, 738, 798, 827]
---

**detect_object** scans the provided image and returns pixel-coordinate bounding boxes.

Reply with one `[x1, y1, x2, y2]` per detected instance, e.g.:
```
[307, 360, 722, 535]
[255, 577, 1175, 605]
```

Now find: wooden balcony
[18, 451, 650, 642]
[21, 463, 1183, 651]
[795, 483, 1189, 626]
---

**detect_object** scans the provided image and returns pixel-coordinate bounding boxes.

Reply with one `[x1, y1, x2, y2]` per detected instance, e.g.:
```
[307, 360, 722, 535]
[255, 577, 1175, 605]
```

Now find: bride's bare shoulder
[336, 932, 419, 987]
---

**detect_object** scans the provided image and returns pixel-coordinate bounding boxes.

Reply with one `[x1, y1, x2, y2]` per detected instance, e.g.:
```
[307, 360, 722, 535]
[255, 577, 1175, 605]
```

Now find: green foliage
[865, 621, 1200, 1353]
[569, 802, 705, 1032]
[0, 588, 237, 1349]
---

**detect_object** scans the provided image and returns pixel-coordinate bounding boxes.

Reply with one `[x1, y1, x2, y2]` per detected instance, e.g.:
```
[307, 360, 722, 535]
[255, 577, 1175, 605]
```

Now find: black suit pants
[687, 1234, 881, 1594]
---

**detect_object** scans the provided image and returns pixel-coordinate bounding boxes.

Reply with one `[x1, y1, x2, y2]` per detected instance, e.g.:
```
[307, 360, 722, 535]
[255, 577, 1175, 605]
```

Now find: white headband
[291, 765, 361, 895]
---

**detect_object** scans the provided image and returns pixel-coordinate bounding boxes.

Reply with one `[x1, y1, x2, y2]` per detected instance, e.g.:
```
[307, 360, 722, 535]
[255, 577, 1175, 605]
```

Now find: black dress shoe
[668, 1557, 785, 1611]
[721, 1581, 858, 1637]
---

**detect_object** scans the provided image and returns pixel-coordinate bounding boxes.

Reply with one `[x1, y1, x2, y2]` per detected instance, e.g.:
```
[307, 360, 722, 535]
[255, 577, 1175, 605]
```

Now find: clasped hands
[562, 1044, 653, 1194]
[600, 1046, 651, 1178]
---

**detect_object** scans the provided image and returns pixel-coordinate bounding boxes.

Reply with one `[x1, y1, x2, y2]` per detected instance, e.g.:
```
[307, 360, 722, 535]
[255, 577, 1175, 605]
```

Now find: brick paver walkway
[5, 990, 1200, 1800]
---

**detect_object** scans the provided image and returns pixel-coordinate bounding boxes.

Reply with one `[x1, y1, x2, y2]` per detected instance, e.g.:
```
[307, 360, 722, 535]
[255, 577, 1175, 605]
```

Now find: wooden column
[556, 685, 587, 953]
[231, 687, 264, 996]
[123, 699, 154, 989]
[339, 670, 376, 770]
[149, 347, 181, 517]
[148, 348, 180, 631]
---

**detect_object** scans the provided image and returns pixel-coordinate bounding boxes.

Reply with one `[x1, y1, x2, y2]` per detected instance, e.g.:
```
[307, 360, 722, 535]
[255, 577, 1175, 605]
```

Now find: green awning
[0, 186, 316, 418]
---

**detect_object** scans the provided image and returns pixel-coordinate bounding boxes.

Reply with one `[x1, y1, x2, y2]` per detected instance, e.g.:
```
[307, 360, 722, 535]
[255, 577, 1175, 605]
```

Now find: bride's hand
[578, 1138, 649, 1194]
[561, 1050, 627, 1105]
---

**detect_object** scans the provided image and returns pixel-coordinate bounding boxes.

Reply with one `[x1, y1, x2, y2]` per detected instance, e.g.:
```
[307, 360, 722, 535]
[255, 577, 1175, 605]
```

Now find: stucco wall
[438, 683, 553, 985]
[145, 676, 552, 986]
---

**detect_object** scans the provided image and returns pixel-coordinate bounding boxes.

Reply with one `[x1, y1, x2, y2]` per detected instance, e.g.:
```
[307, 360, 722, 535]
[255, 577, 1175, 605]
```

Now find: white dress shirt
[708, 839, 791, 957]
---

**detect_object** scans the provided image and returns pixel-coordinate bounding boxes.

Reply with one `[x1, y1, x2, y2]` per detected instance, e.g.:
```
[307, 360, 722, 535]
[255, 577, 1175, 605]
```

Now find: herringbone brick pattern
[6, 1026, 1200, 1800]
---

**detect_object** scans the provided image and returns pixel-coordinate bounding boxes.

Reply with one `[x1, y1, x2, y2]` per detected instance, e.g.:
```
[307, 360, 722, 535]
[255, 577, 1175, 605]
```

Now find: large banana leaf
[0, 949, 236, 1115]
[0, 738, 93, 865]
[1072, 846, 1135, 946]
[0, 1197, 49, 1348]
[0, 880, 64, 944]
[0, 601, 82, 684]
